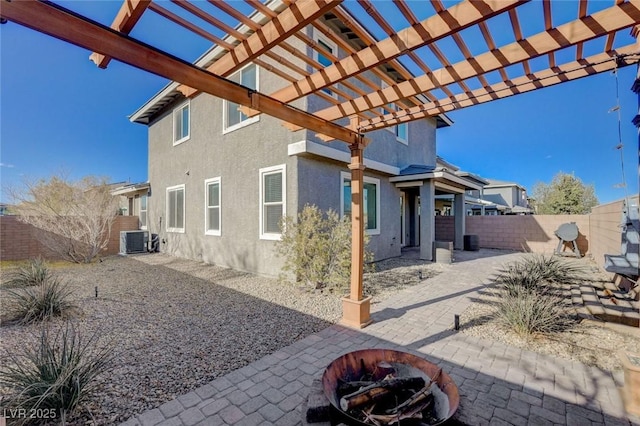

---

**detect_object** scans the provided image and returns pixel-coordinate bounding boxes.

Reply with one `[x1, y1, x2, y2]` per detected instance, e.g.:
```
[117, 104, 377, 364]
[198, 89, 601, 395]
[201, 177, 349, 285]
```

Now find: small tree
[8, 174, 119, 263]
[276, 204, 372, 292]
[532, 172, 598, 214]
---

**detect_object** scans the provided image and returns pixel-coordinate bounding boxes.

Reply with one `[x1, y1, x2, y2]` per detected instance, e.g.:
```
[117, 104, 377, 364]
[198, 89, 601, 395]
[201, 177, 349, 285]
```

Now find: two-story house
[128, 10, 484, 277]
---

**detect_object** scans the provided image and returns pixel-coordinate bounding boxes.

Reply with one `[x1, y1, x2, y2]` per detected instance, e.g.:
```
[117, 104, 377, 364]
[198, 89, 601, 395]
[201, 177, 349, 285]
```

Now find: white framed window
[224, 64, 259, 133]
[166, 184, 185, 233]
[205, 177, 221, 236]
[340, 172, 380, 235]
[313, 31, 337, 98]
[173, 101, 190, 145]
[139, 195, 148, 230]
[381, 82, 408, 145]
[259, 165, 286, 240]
[395, 121, 408, 144]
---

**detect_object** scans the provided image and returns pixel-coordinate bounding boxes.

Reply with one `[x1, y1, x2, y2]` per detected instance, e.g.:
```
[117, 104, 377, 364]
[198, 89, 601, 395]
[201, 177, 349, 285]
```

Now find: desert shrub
[5, 277, 76, 324]
[496, 286, 575, 337]
[276, 204, 373, 292]
[495, 254, 589, 296]
[3, 258, 52, 288]
[0, 323, 114, 424]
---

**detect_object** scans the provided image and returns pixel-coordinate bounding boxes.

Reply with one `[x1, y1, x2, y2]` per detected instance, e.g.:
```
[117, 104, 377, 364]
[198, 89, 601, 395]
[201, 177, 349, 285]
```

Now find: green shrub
[496, 286, 574, 337]
[0, 323, 114, 424]
[495, 254, 589, 296]
[276, 204, 373, 292]
[5, 277, 76, 324]
[3, 258, 52, 288]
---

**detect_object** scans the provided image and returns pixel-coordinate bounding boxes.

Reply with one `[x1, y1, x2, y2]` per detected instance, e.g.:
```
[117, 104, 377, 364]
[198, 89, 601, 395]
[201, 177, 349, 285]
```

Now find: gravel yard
[2, 251, 639, 425]
[0, 253, 440, 425]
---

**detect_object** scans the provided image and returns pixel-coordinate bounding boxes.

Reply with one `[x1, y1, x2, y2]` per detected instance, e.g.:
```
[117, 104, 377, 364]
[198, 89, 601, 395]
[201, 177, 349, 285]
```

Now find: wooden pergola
[2, 0, 639, 328]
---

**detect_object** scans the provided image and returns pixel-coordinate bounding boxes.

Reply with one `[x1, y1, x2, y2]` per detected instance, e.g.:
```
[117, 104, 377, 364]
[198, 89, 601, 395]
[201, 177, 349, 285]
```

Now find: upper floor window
[340, 172, 380, 235]
[166, 184, 185, 233]
[259, 165, 286, 240]
[381, 82, 408, 145]
[140, 195, 148, 229]
[395, 121, 408, 143]
[224, 64, 259, 133]
[173, 101, 190, 145]
[314, 33, 337, 98]
[205, 177, 221, 236]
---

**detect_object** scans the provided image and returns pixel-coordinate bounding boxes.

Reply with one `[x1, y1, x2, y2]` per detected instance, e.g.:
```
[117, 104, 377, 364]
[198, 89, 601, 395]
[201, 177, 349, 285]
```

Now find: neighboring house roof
[509, 205, 534, 214]
[129, 1, 452, 128]
[485, 179, 527, 191]
[111, 182, 151, 196]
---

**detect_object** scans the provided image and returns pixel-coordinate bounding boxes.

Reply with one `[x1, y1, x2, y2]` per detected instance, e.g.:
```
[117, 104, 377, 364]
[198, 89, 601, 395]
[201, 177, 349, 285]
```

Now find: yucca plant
[0, 323, 114, 425]
[495, 254, 589, 296]
[3, 258, 52, 288]
[5, 277, 76, 324]
[496, 286, 574, 337]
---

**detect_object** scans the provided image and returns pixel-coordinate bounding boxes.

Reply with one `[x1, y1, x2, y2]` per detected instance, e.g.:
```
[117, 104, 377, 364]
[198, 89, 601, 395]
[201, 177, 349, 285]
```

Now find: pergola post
[340, 140, 372, 329]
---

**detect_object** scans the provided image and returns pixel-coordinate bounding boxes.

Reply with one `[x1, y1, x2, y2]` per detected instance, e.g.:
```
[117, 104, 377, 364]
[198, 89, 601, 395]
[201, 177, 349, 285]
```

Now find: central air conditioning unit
[119, 230, 149, 254]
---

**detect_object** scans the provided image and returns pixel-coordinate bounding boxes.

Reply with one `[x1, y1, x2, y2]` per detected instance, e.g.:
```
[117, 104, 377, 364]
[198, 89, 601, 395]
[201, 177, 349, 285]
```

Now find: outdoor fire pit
[321, 349, 459, 425]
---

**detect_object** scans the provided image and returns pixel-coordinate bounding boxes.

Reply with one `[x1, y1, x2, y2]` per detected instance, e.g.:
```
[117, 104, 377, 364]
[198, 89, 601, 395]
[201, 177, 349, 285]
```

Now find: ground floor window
[259, 165, 286, 239]
[205, 177, 221, 235]
[140, 195, 148, 229]
[166, 184, 185, 233]
[341, 172, 380, 234]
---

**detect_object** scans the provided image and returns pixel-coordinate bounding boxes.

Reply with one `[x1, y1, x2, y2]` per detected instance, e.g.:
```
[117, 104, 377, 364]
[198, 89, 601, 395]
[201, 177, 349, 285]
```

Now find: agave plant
[0, 323, 114, 424]
[3, 258, 52, 289]
[5, 277, 76, 324]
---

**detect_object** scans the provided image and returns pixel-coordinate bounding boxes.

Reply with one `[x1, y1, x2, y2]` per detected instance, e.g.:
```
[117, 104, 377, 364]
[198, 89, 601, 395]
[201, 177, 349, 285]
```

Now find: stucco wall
[0, 215, 139, 261]
[296, 157, 403, 262]
[144, 29, 439, 276]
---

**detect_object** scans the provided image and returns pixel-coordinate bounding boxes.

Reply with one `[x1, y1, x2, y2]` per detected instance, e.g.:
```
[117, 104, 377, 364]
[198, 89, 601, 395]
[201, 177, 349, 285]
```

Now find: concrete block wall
[465, 215, 590, 255]
[433, 198, 634, 274]
[0, 216, 140, 261]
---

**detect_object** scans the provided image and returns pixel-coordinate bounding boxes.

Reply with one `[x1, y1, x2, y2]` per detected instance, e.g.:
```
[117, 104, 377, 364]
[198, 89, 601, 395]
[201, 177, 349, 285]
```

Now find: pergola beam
[1, 0, 362, 145]
[361, 46, 638, 130]
[177, 0, 341, 98]
[314, 0, 640, 122]
[267, 0, 525, 104]
[89, 0, 150, 69]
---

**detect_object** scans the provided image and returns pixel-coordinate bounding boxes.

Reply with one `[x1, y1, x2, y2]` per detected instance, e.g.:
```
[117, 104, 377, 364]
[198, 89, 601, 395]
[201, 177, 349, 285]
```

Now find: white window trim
[223, 64, 260, 134]
[166, 184, 185, 233]
[140, 194, 148, 230]
[340, 171, 381, 235]
[204, 177, 221, 236]
[313, 29, 338, 99]
[259, 164, 286, 240]
[396, 122, 409, 145]
[380, 81, 408, 145]
[173, 101, 190, 146]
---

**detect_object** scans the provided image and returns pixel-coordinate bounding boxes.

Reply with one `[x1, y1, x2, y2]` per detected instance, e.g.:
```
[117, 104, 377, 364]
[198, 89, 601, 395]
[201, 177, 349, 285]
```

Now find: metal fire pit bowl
[322, 349, 459, 425]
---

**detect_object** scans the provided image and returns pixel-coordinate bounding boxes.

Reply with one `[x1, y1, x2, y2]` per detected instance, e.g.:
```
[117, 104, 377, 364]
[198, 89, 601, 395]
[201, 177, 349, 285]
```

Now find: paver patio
[122, 250, 640, 426]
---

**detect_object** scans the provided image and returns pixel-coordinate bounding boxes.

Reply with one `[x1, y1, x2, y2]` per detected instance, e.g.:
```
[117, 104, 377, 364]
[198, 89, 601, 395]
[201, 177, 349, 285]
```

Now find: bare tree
[8, 174, 119, 263]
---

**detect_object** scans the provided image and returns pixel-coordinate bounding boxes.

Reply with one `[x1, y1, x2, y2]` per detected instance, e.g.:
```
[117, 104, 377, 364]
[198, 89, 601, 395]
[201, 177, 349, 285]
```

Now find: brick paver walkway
[122, 250, 639, 426]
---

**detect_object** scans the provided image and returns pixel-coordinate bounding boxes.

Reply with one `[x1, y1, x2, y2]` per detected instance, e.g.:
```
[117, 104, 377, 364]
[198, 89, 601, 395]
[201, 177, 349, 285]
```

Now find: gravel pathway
[0, 253, 442, 425]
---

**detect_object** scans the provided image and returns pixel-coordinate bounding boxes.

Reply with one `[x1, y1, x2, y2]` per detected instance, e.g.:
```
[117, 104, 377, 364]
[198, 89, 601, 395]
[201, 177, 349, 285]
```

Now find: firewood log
[339, 376, 425, 411]
[386, 367, 442, 415]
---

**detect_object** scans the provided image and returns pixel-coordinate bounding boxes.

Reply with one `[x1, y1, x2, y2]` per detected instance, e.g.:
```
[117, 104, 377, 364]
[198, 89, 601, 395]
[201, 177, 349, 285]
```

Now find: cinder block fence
[436, 196, 636, 273]
[0, 215, 139, 261]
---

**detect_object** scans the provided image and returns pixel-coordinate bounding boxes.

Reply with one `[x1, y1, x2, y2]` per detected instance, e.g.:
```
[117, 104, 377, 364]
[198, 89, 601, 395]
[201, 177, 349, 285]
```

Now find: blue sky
[0, 1, 638, 205]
